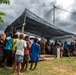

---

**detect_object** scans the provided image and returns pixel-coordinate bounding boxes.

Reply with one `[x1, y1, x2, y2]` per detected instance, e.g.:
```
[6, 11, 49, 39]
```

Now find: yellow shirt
[12, 38, 19, 51]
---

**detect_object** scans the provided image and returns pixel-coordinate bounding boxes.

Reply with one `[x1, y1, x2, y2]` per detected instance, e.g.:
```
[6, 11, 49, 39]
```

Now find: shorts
[15, 55, 23, 63]
[24, 54, 30, 62]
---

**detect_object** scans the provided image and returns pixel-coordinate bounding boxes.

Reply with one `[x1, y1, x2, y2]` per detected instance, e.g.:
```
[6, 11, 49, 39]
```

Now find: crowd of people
[0, 32, 41, 75]
[0, 32, 76, 75]
[45, 39, 76, 58]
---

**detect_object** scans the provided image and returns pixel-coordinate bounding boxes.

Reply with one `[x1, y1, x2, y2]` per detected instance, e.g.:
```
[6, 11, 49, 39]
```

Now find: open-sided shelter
[5, 9, 73, 39]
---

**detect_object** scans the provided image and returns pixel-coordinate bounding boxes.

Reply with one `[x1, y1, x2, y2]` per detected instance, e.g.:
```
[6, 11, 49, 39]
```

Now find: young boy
[14, 33, 27, 75]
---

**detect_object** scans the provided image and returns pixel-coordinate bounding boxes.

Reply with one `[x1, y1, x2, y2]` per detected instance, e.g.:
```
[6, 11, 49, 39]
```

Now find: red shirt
[24, 41, 31, 55]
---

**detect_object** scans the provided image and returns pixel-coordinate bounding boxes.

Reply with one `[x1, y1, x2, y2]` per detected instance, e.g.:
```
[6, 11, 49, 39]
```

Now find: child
[14, 33, 27, 75]
[30, 37, 41, 70]
[22, 36, 31, 71]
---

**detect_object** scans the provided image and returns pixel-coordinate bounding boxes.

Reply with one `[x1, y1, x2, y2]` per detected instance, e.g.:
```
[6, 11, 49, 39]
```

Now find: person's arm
[5, 38, 10, 44]
[24, 41, 27, 49]
[72, 36, 76, 41]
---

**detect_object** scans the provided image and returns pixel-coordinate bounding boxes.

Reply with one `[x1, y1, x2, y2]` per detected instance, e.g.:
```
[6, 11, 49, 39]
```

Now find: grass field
[0, 57, 76, 75]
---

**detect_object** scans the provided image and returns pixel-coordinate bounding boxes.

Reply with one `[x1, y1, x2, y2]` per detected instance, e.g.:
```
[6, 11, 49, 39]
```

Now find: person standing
[4, 32, 13, 68]
[12, 34, 19, 66]
[69, 42, 74, 57]
[63, 41, 69, 57]
[60, 43, 63, 58]
[0, 34, 5, 64]
[72, 36, 76, 56]
[13, 33, 27, 75]
[30, 37, 41, 70]
[22, 36, 31, 71]
[40, 37, 46, 54]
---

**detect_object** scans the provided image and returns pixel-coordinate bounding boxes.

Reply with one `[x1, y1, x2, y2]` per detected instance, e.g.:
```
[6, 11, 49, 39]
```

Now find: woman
[30, 37, 41, 70]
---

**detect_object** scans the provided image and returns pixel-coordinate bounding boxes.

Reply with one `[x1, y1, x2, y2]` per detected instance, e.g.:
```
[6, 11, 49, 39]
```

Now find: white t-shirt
[16, 39, 27, 56]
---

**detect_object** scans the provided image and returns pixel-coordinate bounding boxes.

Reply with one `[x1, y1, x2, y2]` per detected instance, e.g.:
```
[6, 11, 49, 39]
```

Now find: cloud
[0, 0, 55, 30]
[44, 0, 76, 34]
[0, 0, 76, 34]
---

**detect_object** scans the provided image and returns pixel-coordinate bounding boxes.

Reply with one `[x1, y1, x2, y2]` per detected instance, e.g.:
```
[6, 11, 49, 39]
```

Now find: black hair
[34, 37, 38, 43]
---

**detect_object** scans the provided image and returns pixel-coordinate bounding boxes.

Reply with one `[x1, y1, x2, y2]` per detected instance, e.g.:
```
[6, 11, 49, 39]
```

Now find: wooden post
[22, 17, 26, 33]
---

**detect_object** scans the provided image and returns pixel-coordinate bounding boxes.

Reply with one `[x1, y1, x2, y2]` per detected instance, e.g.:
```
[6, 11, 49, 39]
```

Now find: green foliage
[0, 0, 10, 5]
[0, 0, 10, 22]
[0, 12, 6, 16]
[0, 16, 4, 22]
[0, 11, 6, 22]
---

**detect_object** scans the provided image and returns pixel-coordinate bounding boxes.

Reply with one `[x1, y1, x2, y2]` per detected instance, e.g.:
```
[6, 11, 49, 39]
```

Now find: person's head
[0, 33, 6, 41]
[7, 32, 12, 37]
[25, 36, 30, 41]
[64, 41, 67, 44]
[19, 33, 24, 39]
[70, 41, 74, 45]
[13, 34, 18, 39]
[34, 37, 38, 43]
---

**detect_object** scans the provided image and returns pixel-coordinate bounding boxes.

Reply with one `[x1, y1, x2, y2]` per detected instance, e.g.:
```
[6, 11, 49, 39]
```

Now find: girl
[30, 37, 41, 70]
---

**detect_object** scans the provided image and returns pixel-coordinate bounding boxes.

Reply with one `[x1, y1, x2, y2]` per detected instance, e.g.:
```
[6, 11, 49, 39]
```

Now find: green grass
[0, 57, 76, 75]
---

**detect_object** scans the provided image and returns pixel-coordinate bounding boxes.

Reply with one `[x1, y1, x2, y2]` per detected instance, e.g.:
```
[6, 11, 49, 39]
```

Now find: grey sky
[0, 0, 76, 34]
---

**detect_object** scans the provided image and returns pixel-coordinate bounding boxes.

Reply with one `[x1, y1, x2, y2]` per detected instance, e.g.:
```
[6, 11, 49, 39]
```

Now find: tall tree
[0, 0, 10, 22]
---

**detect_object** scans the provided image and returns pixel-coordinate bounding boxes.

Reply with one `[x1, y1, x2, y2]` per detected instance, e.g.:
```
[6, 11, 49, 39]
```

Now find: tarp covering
[5, 9, 73, 39]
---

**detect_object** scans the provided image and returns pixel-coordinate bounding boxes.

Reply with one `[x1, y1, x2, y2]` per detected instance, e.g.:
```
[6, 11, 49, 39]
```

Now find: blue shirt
[5, 36, 12, 50]
[30, 43, 41, 61]
[64, 44, 68, 49]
